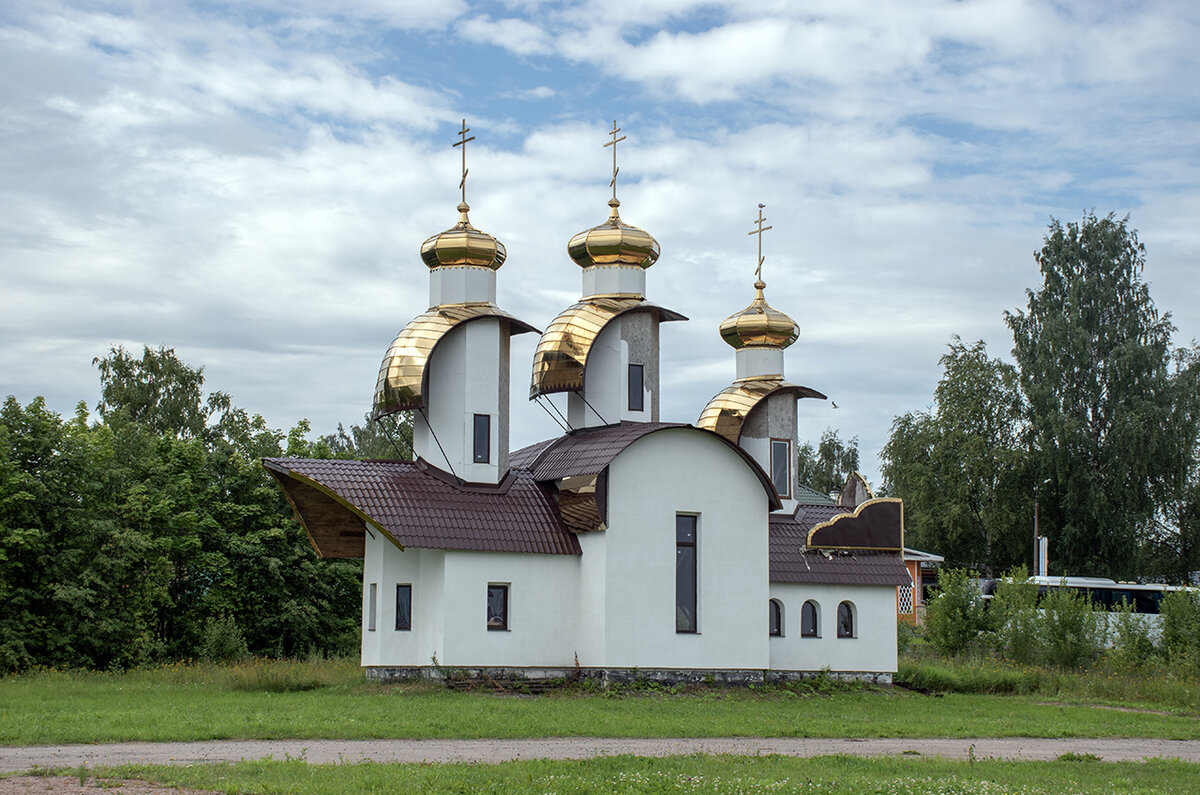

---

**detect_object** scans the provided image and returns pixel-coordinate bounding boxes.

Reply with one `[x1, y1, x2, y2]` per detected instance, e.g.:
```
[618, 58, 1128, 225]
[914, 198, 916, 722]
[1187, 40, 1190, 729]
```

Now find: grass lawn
[57, 755, 1200, 794]
[2, 658, 1199, 745]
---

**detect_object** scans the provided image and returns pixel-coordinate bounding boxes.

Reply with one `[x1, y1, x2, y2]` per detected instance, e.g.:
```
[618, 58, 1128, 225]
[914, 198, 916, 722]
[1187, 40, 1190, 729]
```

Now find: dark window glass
[368, 583, 377, 631]
[676, 515, 697, 633]
[770, 439, 790, 498]
[769, 600, 782, 637]
[473, 414, 490, 463]
[837, 601, 855, 638]
[801, 600, 818, 637]
[487, 584, 508, 630]
[395, 584, 412, 631]
[628, 364, 645, 412]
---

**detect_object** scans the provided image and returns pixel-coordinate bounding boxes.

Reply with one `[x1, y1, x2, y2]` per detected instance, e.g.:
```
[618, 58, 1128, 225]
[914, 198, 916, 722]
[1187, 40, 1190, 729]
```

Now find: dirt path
[4, 736, 1200, 772]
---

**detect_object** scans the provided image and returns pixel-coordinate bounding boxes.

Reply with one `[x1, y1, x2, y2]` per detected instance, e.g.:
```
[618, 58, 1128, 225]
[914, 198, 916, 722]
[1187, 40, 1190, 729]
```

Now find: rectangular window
[367, 582, 378, 632]
[676, 514, 697, 633]
[487, 583, 508, 631]
[395, 584, 412, 631]
[628, 363, 645, 412]
[770, 439, 791, 498]
[473, 414, 490, 463]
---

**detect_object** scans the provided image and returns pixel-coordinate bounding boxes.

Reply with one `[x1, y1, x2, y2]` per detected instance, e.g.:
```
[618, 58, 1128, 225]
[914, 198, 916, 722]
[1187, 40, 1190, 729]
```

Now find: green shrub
[989, 567, 1039, 665]
[1106, 600, 1157, 669]
[200, 615, 249, 663]
[924, 568, 988, 657]
[1160, 589, 1200, 664]
[1038, 586, 1101, 669]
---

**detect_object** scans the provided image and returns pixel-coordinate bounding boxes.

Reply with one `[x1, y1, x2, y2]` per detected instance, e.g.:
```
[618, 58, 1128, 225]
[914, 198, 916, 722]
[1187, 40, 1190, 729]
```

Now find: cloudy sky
[3, 0, 1198, 485]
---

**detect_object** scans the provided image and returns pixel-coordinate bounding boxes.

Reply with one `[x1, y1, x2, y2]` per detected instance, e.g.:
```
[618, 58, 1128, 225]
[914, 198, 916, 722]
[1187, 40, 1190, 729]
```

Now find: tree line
[881, 213, 1200, 581]
[0, 346, 411, 671]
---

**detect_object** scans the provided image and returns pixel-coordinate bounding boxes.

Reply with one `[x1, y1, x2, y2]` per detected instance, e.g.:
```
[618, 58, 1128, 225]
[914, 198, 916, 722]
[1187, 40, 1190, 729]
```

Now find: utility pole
[1034, 478, 1050, 575]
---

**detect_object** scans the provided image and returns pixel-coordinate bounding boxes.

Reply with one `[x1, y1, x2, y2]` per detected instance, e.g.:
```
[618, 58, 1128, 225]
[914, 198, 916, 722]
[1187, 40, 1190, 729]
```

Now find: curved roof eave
[373, 303, 538, 419]
[529, 297, 686, 398]
[696, 378, 827, 444]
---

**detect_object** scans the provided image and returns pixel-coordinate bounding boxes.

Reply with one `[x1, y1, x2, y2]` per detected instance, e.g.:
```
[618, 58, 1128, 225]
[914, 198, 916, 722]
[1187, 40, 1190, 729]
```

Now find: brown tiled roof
[511, 421, 781, 510]
[770, 514, 911, 586]
[264, 458, 580, 558]
[558, 491, 603, 534]
[512, 421, 687, 481]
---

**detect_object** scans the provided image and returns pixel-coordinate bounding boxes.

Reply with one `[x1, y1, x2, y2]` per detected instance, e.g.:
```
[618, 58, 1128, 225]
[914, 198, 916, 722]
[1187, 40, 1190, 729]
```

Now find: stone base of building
[364, 665, 892, 686]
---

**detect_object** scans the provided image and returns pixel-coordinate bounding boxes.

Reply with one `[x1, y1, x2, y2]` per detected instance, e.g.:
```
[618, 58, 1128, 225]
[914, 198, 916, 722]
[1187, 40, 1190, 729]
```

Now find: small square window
[487, 583, 508, 631]
[628, 364, 645, 412]
[473, 414, 490, 463]
[395, 584, 412, 631]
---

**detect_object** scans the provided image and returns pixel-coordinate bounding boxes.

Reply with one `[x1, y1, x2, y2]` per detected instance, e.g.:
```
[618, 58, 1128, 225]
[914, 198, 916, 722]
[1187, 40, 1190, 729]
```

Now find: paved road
[3, 737, 1200, 770]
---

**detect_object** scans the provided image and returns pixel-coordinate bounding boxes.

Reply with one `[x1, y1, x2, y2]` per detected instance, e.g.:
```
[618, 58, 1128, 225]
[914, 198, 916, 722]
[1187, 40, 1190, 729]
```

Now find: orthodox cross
[454, 119, 475, 204]
[748, 203, 773, 280]
[604, 120, 626, 201]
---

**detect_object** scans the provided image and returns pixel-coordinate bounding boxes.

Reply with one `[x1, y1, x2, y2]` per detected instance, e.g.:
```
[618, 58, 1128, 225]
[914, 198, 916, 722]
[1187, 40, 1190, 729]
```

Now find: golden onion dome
[420, 202, 507, 270]
[719, 280, 799, 349]
[567, 198, 660, 269]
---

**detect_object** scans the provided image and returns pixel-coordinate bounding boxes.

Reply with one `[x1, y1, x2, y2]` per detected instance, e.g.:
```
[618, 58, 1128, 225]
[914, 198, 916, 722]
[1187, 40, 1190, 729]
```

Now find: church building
[264, 122, 911, 684]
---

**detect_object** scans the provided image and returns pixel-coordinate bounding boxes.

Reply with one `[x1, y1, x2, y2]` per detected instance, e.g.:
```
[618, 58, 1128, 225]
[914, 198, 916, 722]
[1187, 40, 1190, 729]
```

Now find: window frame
[676, 514, 698, 634]
[801, 599, 820, 637]
[395, 584, 412, 631]
[837, 600, 856, 638]
[487, 583, 509, 631]
[770, 438, 791, 499]
[769, 598, 784, 637]
[627, 363, 645, 412]
[473, 413, 491, 464]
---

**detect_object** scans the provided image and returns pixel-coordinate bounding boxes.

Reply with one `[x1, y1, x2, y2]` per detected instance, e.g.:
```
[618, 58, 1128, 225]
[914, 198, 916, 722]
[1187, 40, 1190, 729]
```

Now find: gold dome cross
[454, 119, 475, 204]
[604, 120, 626, 201]
[748, 203, 773, 281]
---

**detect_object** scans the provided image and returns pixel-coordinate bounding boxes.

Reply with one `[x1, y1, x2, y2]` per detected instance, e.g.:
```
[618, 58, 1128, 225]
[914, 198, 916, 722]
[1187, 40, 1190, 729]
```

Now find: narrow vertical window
[676, 514, 697, 633]
[473, 414, 490, 463]
[801, 600, 819, 637]
[395, 584, 412, 631]
[628, 363, 645, 412]
[769, 599, 783, 637]
[770, 439, 791, 498]
[837, 601, 856, 638]
[487, 583, 508, 630]
[367, 582, 378, 632]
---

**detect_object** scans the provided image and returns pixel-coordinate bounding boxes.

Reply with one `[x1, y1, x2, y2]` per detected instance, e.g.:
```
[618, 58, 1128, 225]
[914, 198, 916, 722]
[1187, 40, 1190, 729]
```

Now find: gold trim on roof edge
[530, 297, 685, 397]
[696, 377, 827, 444]
[374, 303, 537, 419]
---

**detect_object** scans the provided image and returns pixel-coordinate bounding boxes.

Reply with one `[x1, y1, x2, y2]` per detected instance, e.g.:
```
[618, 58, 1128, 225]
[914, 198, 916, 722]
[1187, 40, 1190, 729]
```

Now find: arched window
[801, 600, 819, 637]
[837, 601, 856, 638]
[768, 599, 783, 637]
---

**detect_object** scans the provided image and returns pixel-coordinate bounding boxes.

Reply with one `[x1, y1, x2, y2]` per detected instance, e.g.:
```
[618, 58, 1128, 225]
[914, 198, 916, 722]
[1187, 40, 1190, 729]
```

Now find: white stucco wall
[361, 530, 582, 668]
[767, 583, 898, 673]
[582, 265, 645, 299]
[413, 318, 506, 483]
[429, 266, 497, 306]
[736, 347, 785, 379]
[567, 318, 653, 428]
[587, 427, 772, 670]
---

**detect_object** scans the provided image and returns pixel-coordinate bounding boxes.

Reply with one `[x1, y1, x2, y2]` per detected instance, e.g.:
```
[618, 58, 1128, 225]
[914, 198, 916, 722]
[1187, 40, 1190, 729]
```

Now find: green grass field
[2, 658, 1199, 745]
[51, 755, 1200, 795]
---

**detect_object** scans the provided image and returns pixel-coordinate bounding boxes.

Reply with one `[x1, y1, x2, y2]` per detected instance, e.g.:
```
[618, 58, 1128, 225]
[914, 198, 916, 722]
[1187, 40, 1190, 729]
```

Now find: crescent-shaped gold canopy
[374, 303, 537, 419]
[530, 296, 685, 397]
[697, 377, 826, 444]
